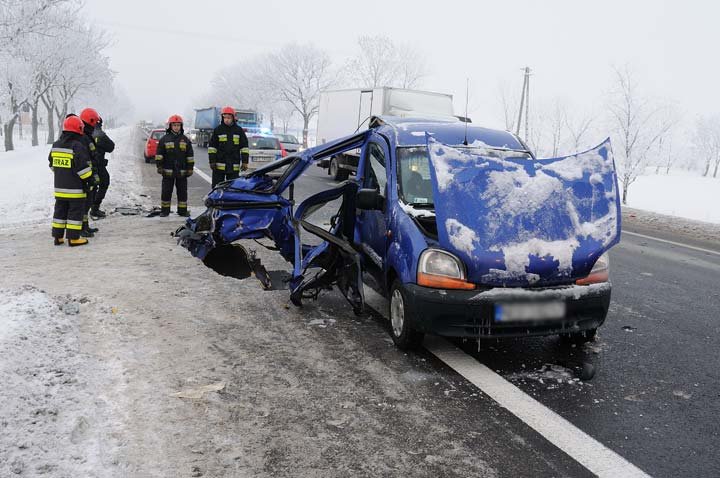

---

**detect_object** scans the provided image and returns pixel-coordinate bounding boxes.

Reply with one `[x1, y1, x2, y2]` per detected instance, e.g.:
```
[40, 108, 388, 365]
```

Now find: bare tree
[607, 67, 675, 204]
[548, 100, 566, 157]
[264, 43, 336, 147]
[346, 35, 426, 89]
[497, 81, 519, 132]
[564, 109, 594, 152]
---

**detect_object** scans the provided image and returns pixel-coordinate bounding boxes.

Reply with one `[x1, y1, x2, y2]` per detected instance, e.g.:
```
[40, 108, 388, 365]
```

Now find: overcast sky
[85, 0, 718, 131]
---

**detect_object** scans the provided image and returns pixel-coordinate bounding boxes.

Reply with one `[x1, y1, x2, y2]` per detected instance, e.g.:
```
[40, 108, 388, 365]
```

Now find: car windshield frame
[150, 131, 164, 140]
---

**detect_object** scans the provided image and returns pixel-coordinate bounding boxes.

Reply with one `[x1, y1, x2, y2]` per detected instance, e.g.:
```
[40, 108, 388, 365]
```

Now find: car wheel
[144, 155, 151, 163]
[330, 157, 350, 181]
[389, 279, 424, 350]
[560, 328, 597, 345]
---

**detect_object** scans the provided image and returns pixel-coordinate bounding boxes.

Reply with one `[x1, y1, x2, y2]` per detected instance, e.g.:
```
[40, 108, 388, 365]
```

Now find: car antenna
[463, 78, 469, 146]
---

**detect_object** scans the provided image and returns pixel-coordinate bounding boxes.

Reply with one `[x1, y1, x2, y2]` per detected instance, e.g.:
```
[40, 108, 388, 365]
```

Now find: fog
[85, 0, 718, 129]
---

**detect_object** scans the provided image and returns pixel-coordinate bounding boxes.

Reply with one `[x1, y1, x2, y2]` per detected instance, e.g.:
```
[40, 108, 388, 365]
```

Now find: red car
[144, 129, 165, 163]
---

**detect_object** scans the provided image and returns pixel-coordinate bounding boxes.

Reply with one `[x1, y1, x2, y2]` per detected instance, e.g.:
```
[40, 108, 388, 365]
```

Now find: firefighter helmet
[167, 114, 183, 125]
[80, 108, 100, 127]
[221, 106, 235, 117]
[62, 115, 84, 135]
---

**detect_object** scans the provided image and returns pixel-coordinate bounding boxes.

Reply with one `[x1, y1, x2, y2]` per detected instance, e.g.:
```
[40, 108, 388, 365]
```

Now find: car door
[356, 138, 390, 282]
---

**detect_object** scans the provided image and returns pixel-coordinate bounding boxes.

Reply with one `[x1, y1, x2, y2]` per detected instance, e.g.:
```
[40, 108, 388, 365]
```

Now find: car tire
[389, 279, 424, 350]
[144, 155, 151, 163]
[559, 328, 597, 345]
[330, 156, 350, 181]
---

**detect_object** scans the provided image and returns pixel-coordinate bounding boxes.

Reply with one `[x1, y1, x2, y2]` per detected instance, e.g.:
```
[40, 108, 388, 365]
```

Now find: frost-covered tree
[564, 109, 594, 153]
[263, 43, 336, 148]
[346, 35, 427, 89]
[692, 116, 720, 178]
[607, 67, 675, 204]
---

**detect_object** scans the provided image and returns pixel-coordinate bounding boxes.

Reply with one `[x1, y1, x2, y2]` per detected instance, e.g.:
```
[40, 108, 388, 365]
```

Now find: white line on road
[623, 230, 720, 257]
[362, 285, 651, 478]
[194, 167, 212, 184]
[424, 337, 651, 478]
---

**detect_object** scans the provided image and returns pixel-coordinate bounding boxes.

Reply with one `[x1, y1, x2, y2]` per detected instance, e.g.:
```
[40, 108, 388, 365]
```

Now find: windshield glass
[279, 134, 298, 143]
[397, 147, 435, 207]
[151, 130, 164, 140]
[236, 112, 257, 122]
[249, 136, 280, 150]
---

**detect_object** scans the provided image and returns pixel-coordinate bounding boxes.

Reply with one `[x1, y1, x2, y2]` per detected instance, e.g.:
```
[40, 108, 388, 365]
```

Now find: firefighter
[49, 115, 93, 247]
[79, 108, 102, 237]
[156, 115, 194, 217]
[90, 117, 115, 218]
[208, 106, 249, 187]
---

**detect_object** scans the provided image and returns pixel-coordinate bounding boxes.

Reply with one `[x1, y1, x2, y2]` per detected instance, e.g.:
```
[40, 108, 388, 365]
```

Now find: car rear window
[249, 136, 280, 150]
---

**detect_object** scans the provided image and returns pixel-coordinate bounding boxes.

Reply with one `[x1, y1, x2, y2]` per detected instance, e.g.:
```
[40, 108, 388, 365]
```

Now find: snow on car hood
[426, 136, 621, 286]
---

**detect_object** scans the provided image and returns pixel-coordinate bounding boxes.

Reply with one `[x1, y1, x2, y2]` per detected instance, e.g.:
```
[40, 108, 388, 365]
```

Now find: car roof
[373, 116, 526, 150]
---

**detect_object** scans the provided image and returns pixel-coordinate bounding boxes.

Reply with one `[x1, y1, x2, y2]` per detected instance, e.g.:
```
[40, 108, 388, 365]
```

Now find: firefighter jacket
[48, 131, 93, 201]
[92, 127, 115, 166]
[208, 122, 249, 173]
[78, 128, 100, 185]
[155, 129, 194, 177]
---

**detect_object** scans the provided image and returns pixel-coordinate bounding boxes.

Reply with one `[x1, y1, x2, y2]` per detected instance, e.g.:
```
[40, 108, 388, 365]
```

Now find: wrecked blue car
[176, 116, 620, 349]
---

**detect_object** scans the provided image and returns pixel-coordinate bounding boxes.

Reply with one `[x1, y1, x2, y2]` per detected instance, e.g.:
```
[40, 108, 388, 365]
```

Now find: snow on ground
[626, 169, 720, 224]
[0, 126, 150, 231]
[0, 286, 120, 475]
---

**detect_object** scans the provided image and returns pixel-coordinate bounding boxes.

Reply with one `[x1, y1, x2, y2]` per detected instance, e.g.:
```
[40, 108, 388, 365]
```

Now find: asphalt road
[137, 136, 720, 477]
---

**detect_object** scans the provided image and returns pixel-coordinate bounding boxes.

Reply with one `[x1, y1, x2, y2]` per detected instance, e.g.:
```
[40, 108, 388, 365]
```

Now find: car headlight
[576, 252, 610, 285]
[417, 249, 475, 290]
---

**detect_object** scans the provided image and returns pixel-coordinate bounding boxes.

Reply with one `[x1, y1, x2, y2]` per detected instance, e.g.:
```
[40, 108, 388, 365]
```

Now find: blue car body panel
[425, 136, 620, 287]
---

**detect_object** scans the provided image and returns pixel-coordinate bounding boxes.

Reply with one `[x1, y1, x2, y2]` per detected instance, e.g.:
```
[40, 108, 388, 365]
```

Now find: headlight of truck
[576, 252, 610, 285]
[417, 249, 475, 290]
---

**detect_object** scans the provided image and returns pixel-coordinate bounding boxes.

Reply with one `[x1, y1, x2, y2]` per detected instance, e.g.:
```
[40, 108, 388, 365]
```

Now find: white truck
[315, 87, 467, 180]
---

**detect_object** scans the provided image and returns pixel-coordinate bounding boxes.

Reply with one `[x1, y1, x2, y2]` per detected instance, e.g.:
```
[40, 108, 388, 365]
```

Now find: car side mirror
[357, 188, 384, 210]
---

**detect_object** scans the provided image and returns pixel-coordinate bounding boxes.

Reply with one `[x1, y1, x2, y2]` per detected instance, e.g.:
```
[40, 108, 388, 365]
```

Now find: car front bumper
[402, 282, 611, 338]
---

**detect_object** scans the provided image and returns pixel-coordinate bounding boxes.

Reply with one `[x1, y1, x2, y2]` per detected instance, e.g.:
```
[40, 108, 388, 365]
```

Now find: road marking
[362, 285, 650, 478]
[623, 230, 720, 257]
[424, 337, 650, 478]
[194, 167, 212, 184]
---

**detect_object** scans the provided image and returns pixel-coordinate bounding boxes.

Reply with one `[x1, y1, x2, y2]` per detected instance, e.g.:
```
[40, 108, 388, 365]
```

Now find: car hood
[426, 137, 621, 287]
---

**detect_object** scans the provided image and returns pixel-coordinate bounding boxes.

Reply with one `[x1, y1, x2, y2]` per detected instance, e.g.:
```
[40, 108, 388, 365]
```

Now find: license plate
[251, 155, 273, 162]
[495, 301, 565, 323]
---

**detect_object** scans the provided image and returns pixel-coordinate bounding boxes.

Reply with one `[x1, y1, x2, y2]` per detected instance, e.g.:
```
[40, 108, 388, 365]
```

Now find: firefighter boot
[80, 225, 95, 238]
[54, 238, 65, 246]
[91, 205, 106, 218]
[68, 238, 89, 247]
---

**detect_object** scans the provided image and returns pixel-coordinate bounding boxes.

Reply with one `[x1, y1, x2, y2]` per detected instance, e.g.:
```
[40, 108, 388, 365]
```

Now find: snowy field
[0, 127, 149, 230]
[625, 169, 720, 224]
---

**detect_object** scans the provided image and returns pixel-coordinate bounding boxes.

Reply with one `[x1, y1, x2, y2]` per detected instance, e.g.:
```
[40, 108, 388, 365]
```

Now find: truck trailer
[315, 87, 467, 180]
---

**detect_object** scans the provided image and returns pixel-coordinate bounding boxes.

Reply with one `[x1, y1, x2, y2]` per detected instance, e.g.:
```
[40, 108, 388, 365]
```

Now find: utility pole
[515, 66, 531, 138]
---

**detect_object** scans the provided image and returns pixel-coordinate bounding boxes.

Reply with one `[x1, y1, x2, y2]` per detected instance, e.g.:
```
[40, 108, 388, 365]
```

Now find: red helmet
[167, 114, 183, 125]
[80, 108, 100, 127]
[221, 106, 235, 117]
[62, 115, 84, 135]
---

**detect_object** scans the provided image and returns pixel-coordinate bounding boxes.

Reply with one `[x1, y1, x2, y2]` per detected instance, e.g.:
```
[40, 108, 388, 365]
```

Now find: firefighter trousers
[211, 170, 239, 188]
[83, 187, 95, 227]
[94, 164, 110, 207]
[161, 175, 188, 213]
[52, 200, 84, 239]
